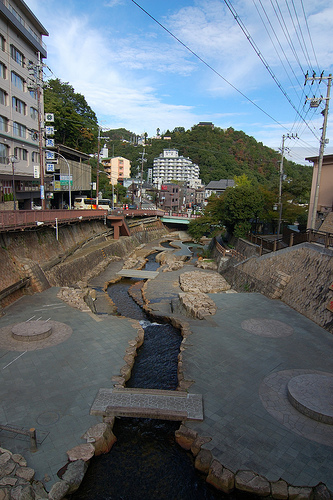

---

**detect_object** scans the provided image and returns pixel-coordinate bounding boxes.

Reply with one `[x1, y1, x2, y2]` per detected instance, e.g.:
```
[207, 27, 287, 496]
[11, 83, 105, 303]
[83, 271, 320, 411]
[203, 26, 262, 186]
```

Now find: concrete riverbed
[0, 234, 332, 499]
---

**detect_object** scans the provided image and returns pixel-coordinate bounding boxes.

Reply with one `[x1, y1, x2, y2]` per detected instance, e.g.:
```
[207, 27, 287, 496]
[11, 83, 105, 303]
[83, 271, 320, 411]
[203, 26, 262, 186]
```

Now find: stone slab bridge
[90, 388, 204, 421]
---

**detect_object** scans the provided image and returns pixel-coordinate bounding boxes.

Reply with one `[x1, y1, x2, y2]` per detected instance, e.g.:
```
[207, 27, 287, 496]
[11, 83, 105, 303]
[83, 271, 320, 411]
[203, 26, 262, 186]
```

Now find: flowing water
[70, 251, 237, 500]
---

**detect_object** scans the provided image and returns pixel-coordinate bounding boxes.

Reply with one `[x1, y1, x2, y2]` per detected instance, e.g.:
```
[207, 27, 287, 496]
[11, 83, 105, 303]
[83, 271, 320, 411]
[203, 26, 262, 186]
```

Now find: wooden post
[30, 428, 37, 452]
[289, 233, 294, 247]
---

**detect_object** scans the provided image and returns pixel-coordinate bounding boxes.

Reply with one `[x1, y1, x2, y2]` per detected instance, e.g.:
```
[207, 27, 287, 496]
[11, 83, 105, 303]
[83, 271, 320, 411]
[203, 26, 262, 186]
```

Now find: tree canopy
[43, 78, 98, 153]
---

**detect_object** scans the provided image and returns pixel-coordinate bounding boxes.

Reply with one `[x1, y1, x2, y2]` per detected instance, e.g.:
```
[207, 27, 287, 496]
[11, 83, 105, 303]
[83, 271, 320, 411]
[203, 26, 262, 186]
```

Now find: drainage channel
[70, 252, 235, 500]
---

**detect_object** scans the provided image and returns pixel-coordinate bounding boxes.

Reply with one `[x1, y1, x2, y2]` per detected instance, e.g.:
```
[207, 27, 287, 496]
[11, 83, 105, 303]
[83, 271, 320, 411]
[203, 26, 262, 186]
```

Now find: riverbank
[0, 234, 332, 499]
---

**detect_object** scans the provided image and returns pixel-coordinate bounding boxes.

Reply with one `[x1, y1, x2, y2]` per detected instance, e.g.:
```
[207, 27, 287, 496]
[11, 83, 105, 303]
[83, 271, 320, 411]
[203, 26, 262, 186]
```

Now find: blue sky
[27, 0, 333, 164]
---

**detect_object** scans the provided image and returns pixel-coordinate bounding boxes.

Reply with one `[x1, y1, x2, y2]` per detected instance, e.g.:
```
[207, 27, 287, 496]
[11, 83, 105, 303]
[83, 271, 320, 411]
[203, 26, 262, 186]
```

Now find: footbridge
[90, 388, 203, 421]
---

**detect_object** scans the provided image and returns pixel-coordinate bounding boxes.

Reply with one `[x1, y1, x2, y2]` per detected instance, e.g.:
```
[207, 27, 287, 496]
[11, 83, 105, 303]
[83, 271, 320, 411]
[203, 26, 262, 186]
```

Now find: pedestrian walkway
[144, 264, 333, 491]
[0, 287, 139, 487]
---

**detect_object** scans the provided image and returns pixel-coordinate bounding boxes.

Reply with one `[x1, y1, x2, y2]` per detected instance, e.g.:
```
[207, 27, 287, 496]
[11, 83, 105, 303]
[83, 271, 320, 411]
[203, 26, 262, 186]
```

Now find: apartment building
[0, 0, 48, 208]
[153, 149, 200, 187]
[101, 156, 131, 186]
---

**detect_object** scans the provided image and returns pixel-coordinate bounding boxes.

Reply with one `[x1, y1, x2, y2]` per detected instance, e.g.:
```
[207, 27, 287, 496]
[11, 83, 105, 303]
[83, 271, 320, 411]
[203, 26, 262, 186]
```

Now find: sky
[26, 0, 333, 165]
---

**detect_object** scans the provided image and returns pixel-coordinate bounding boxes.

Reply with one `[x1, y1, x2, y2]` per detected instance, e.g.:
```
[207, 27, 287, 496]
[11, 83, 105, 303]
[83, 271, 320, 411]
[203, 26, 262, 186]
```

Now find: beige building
[0, 0, 48, 208]
[306, 154, 333, 229]
[101, 156, 131, 186]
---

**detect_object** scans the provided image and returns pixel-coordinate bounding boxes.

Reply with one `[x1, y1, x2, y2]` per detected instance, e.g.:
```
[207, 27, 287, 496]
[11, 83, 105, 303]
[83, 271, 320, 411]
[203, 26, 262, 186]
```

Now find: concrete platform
[91, 388, 203, 421]
[116, 269, 159, 279]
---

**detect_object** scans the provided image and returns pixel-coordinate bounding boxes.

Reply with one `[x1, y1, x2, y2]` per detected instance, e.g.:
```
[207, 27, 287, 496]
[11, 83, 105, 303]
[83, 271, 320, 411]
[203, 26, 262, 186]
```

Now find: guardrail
[248, 228, 333, 253]
[0, 209, 108, 232]
[215, 240, 245, 261]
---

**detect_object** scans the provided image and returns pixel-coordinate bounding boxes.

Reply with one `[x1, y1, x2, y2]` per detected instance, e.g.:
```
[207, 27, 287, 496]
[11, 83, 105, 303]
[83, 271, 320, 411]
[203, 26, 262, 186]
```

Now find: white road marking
[3, 351, 27, 369]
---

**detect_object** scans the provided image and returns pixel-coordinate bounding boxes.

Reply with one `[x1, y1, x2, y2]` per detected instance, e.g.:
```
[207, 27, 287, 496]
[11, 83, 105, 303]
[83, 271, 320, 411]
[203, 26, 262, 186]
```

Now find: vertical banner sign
[40, 185, 45, 200]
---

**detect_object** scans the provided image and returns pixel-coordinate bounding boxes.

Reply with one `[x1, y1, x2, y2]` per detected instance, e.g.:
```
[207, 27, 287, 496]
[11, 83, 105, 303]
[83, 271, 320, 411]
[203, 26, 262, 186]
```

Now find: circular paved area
[241, 318, 294, 337]
[11, 321, 52, 342]
[287, 373, 333, 424]
[0, 321, 72, 351]
[260, 369, 333, 447]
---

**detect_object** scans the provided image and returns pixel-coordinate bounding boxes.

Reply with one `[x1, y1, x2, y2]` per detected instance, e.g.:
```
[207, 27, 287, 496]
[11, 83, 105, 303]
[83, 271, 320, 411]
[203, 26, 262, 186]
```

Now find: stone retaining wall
[222, 242, 333, 333]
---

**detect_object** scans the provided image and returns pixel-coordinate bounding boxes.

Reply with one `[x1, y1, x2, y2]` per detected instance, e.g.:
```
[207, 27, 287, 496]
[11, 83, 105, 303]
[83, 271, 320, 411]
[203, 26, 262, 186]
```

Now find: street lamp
[7, 156, 20, 210]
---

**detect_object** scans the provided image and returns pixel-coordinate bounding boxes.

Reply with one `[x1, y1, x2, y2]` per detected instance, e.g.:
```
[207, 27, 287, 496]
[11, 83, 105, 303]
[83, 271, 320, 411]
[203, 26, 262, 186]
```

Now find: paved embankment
[143, 259, 333, 493]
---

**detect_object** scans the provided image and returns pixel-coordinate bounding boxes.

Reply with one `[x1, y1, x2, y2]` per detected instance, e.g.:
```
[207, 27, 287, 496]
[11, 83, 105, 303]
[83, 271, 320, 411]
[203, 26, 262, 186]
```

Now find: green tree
[220, 185, 265, 237]
[44, 78, 98, 153]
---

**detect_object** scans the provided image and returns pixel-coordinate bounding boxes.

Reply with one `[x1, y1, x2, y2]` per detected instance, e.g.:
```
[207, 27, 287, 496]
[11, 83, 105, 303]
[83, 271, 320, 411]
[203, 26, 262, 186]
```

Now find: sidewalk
[144, 264, 333, 491]
[0, 287, 139, 487]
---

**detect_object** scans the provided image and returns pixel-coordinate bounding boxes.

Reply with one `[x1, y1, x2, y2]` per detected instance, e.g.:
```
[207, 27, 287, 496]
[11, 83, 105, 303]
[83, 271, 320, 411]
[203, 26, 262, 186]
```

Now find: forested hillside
[103, 125, 312, 203]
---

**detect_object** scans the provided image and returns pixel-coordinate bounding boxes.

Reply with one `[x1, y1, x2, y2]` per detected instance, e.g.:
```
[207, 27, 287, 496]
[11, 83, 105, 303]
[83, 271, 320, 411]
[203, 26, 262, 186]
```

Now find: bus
[74, 197, 111, 210]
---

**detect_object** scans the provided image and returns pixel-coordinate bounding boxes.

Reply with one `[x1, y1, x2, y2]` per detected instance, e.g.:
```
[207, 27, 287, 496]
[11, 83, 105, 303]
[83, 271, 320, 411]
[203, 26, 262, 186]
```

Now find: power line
[130, 0, 290, 132]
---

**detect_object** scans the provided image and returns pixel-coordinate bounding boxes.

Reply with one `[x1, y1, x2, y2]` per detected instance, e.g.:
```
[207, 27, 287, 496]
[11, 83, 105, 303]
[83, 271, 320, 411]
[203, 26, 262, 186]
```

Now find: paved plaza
[0, 249, 332, 493]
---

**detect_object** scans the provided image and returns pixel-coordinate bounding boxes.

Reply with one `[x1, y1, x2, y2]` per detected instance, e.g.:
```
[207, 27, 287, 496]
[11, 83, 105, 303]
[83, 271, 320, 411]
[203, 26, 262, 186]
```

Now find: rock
[175, 425, 198, 450]
[82, 423, 117, 455]
[61, 460, 88, 494]
[271, 479, 289, 499]
[48, 480, 70, 500]
[0, 460, 15, 477]
[0, 489, 10, 500]
[313, 483, 332, 500]
[0, 476, 17, 486]
[179, 270, 231, 293]
[195, 259, 218, 270]
[31, 480, 49, 499]
[289, 486, 314, 500]
[206, 459, 234, 494]
[67, 443, 95, 462]
[15, 467, 35, 482]
[235, 470, 270, 497]
[179, 291, 217, 319]
[194, 449, 213, 474]
[10, 484, 35, 500]
[191, 436, 212, 457]
[0, 453, 11, 467]
[11, 455, 27, 467]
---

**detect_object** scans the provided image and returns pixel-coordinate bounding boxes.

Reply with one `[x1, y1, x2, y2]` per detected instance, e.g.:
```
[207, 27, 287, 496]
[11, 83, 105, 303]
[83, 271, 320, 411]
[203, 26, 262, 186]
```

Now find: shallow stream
[70, 250, 233, 499]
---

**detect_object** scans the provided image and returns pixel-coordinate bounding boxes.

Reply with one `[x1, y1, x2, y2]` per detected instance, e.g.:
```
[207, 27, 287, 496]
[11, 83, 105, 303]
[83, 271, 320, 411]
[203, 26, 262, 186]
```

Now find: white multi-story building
[153, 149, 201, 188]
[0, 0, 48, 208]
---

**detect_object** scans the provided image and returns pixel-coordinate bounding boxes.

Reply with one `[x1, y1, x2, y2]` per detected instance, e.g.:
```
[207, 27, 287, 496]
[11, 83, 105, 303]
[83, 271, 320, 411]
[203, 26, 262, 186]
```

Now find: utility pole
[28, 53, 45, 208]
[138, 148, 147, 209]
[96, 126, 101, 207]
[305, 73, 332, 229]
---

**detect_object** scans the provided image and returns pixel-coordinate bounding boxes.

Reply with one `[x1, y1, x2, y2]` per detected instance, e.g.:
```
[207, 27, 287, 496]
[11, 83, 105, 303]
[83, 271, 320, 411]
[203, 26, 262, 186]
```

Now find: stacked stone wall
[223, 243, 333, 333]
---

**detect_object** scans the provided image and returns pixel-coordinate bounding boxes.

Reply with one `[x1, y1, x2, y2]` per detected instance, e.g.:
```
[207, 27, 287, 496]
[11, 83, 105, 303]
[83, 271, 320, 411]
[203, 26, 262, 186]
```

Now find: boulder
[206, 459, 234, 493]
[61, 460, 89, 494]
[289, 486, 314, 500]
[271, 479, 289, 499]
[82, 423, 117, 455]
[67, 443, 95, 462]
[15, 467, 35, 482]
[194, 449, 213, 474]
[48, 480, 70, 500]
[313, 483, 332, 500]
[191, 436, 212, 457]
[235, 470, 270, 497]
[175, 425, 198, 450]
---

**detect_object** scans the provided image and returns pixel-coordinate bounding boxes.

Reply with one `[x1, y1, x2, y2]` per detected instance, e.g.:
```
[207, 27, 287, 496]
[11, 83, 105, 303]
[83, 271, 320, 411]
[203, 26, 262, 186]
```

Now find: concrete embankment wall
[0, 220, 167, 307]
[221, 241, 333, 333]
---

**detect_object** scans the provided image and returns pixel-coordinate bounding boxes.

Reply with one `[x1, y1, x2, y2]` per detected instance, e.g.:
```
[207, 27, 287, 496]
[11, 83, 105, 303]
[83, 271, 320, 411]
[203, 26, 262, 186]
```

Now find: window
[14, 147, 27, 160]
[30, 107, 38, 120]
[0, 116, 8, 132]
[0, 62, 6, 79]
[29, 89, 37, 99]
[0, 35, 5, 52]
[13, 122, 26, 138]
[0, 89, 7, 106]
[10, 45, 24, 66]
[32, 151, 40, 163]
[0, 143, 8, 163]
[12, 97, 26, 114]
[11, 72, 24, 91]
